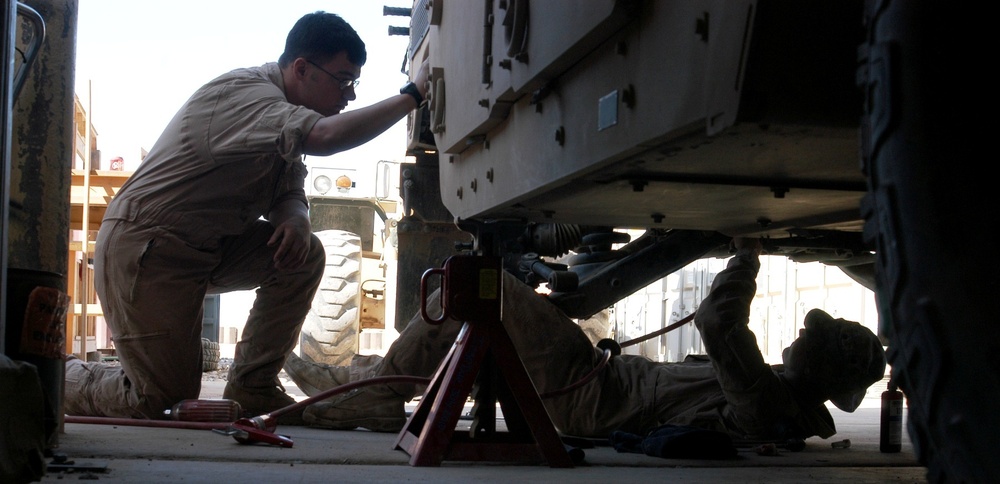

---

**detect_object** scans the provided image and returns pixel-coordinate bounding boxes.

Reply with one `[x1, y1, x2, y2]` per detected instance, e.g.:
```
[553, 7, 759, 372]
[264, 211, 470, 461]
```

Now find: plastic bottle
[880, 376, 904, 453]
[164, 399, 243, 422]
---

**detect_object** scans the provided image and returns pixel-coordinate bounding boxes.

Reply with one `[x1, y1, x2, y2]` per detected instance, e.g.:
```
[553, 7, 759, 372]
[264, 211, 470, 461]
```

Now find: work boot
[63, 355, 141, 418]
[63, 355, 93, 416]
[303, 385, 406, 432]
[223, 382, 306, 426]
[283, 353, 350, 397]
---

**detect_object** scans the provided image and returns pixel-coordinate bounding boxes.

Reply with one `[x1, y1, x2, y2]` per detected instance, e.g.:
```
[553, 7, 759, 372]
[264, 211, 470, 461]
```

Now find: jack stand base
[394, 320, 574, 468]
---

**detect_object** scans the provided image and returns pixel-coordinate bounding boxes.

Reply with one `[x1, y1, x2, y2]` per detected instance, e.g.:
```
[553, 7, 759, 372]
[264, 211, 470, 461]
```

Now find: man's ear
[290, 58, 309, 80]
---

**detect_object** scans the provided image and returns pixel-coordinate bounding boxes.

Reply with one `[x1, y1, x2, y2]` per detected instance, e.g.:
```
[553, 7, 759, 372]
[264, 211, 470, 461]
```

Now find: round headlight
[313, 175, 332, 194]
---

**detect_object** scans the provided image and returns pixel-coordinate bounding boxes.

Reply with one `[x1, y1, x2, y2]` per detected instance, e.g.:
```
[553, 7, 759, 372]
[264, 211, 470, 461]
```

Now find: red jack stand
[394, 255, 574, 468]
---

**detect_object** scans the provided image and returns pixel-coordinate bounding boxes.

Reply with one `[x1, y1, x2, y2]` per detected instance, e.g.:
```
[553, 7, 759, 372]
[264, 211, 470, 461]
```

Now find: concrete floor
[37, 370, 928, 483]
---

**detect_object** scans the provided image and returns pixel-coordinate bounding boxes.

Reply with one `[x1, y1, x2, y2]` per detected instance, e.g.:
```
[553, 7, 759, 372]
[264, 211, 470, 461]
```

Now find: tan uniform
[369, 249, 837, 440]
[65, 63, 326, 419]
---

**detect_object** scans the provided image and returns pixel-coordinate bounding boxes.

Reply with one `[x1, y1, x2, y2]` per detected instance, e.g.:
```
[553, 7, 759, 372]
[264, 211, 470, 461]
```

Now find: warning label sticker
[18, 287, 70, 359]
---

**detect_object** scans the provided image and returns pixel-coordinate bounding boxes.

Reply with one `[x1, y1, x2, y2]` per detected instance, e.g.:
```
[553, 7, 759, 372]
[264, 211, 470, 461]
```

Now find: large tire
[299, 230, 362, 366]
[860, 2, 998, 481]
[201, 338, 220, 372]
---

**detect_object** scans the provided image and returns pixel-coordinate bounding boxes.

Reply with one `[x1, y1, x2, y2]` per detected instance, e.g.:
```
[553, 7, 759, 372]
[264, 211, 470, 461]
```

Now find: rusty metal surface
[9, 0, 76, 275]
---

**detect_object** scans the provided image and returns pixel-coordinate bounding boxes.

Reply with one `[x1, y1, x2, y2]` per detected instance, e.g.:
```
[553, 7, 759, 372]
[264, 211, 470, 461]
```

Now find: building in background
[611, 254, 877, 365]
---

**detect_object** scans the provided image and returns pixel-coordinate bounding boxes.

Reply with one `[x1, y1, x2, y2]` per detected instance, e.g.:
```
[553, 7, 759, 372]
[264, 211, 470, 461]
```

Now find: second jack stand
[394, 255, 574, 468]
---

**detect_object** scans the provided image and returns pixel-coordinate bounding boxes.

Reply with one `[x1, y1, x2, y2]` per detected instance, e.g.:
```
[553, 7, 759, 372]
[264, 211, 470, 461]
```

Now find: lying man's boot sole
[301, 385, 408, 433]
[305, 414, 407, 433]
[283, 353, 350, 397]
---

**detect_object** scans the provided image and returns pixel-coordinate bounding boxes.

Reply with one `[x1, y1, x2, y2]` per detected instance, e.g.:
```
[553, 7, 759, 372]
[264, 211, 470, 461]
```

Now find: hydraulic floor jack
[394, 253, 575, 467]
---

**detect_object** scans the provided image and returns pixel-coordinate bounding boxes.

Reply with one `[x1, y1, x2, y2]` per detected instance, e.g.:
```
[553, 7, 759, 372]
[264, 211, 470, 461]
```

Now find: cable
[64, 415, 228, 430]
[539, 313, 696, 399]
[267, 375, 430, 419]
[619, 313, 695, 348]
[539, 349, 611, 399]
[64, 375, 432, 430]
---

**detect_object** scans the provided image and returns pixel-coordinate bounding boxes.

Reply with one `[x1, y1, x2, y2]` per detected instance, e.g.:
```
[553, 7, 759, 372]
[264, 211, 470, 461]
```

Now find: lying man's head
[781, 309, 886, 412]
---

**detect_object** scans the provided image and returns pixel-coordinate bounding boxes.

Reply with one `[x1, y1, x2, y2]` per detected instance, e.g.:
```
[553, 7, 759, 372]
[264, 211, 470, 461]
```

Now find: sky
[74, 0, 416, 171]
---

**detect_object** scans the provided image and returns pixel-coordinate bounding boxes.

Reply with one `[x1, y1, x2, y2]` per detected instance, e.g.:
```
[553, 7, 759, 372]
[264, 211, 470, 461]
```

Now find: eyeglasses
[306, 60, 360, 90]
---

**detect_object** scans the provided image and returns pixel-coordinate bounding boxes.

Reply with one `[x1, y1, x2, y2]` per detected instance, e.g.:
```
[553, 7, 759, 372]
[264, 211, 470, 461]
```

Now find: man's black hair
[278, 11, 367, 68]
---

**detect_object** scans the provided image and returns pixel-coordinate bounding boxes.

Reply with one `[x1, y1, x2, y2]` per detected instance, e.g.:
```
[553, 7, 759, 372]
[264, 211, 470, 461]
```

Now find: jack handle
[213, 376, 431, 447]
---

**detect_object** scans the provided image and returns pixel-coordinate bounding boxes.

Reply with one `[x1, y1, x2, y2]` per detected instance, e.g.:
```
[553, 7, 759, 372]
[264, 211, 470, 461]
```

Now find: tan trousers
[65, 219, 324, 418]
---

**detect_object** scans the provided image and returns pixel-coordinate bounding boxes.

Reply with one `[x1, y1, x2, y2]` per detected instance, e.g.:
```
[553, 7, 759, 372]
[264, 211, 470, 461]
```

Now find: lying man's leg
[298, 278, 462, 431]
[299, 272, 637, 436]
[283, 353, 350, 396]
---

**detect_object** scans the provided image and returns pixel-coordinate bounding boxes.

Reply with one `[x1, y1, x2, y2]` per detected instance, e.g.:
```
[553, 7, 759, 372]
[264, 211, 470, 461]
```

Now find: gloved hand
[732, 237, 763, 257]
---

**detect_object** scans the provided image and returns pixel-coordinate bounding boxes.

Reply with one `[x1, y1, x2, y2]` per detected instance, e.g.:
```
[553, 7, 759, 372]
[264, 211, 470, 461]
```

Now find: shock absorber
[566, 230, 632, 280]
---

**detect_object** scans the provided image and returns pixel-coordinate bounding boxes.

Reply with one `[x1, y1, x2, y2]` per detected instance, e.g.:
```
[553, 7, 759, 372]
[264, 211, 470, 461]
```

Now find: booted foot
[63, 355, 94, 415]
[223, 383, 306, 426]
[283, 353, 350, 397]
[304, 387, 406, 432]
